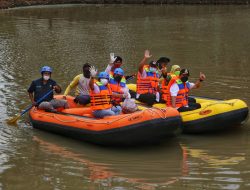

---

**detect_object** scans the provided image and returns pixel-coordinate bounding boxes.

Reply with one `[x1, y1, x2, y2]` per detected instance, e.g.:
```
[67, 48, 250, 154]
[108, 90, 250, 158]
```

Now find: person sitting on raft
[109, 68, 131, 114]
[165, 65, 181, 84]
[89, 71, 129, 118]
[105, 53, 135, 81]
[63, 63, 97, 105]
[166, 68, 206, 112]
[136, 50, 160, 106]
[156, 56, 171, 79]
[161, 65, 181, 102]
[28, 66, 69, 112]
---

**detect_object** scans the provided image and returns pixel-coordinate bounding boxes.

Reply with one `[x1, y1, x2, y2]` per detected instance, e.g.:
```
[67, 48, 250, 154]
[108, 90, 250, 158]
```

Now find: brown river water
[0, 4, 250, 190]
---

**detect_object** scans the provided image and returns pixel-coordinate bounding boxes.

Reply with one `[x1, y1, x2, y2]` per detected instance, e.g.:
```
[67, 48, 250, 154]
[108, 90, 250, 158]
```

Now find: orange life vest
[161, 73, 178, 101]
[136, 65, 159, 95]
[90, 81, 112, 111]
[166, 79, 191, 108]
[109, 73, 126, 105]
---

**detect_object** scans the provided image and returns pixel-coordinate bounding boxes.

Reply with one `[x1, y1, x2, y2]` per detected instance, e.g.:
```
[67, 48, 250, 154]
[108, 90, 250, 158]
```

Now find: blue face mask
[149, 67, 157, 73]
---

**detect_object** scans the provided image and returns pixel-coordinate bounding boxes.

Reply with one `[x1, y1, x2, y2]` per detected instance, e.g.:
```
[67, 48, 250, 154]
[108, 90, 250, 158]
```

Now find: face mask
[84, 73, 90, 78]
[43, 75, 50, 81]
[181, 76, 188, 83]
[149, 67, 157, 73]
[174, 71, 180, 76]
[83, 70, 91, 78]
[114, 75, 122, 82]
[113, 64, 120, 69]
[100, 79, 108, 85]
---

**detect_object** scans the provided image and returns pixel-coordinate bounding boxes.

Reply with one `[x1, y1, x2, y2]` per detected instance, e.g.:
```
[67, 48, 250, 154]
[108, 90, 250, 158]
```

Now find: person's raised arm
[138, 50, 152, 74]
[191, 72, 206, 89]
[105, 53, 116, 73]
[89, 66, 98, 90]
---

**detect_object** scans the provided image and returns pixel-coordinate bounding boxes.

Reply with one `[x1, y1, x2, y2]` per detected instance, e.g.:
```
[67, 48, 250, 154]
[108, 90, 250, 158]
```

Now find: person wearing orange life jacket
[109, 68, 131, 114]
[105, 53, 136, 81]
[156, 57, 171, 79]
[167, 69, 206, 112]
[161, 65, 181, 102]
[89, 72, 126, 118]
[167, 65, 181, 84]
[154, 57, 171, 103]
[136, 50, 161, 106]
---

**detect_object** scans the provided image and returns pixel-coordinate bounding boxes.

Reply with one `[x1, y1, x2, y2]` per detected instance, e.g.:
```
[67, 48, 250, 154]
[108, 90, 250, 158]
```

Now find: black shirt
[27, 78, 57, 102]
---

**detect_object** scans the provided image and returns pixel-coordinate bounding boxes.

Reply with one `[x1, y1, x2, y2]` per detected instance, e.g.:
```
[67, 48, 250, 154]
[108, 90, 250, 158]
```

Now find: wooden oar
[7, 90, 53, 125]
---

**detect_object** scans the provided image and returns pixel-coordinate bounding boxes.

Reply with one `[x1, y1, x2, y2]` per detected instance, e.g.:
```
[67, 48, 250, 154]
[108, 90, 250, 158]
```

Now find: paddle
[7, 89, 53, 125]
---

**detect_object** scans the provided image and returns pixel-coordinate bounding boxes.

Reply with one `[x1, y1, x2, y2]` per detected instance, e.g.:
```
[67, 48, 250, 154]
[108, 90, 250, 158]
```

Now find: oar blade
[6, 114, 21, 125]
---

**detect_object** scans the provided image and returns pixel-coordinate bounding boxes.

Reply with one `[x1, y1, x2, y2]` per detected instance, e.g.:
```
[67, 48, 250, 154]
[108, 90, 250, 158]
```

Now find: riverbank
[0, 0, 249, 9]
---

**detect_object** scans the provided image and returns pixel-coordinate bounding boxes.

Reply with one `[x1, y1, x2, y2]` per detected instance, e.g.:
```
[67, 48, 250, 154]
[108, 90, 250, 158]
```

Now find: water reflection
[29, 133, 183, 189]
[1, 128, 249, 189]
[0, 125, 18, 189]
[179, 130, 250, 190]
[0, 4, 250, 189]
[0, 5, 250, 116]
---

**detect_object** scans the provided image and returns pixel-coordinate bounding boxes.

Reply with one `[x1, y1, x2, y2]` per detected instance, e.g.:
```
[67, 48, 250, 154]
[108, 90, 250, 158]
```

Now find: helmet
[98, 72, 109, 79]
[114, 68, 124, 76]
[40, 66, 52, 74]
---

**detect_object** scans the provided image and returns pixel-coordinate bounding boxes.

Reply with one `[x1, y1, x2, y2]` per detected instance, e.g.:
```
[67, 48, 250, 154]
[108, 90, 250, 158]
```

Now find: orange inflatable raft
[29, 95, 181, 146]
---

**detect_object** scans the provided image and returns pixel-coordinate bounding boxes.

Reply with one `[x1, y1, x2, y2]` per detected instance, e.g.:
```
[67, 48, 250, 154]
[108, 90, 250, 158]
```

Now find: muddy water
[0, 4, 250, 189]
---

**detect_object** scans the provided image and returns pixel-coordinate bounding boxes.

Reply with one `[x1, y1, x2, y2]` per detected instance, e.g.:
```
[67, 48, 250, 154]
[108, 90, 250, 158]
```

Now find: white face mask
[149, 67, 157, 73]
[100, 79, 108, 85]
[43, 75, 50, 81]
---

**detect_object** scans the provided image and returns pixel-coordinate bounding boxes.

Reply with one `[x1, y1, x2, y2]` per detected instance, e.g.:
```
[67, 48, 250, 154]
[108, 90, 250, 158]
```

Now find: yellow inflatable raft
[128, 84, 249, 134]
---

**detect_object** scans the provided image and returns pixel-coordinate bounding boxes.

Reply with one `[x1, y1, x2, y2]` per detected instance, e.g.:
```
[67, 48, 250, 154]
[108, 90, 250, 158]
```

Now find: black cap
[114, 56, 122, 63]
[149, 60, 157, 67]
[157, 57, 170, 64]
[180, 69, 190, 76]
[156, 57, 170, 69]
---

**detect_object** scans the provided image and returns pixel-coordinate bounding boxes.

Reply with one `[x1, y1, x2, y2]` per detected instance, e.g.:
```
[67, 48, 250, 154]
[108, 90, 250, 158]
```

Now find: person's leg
[50, 99, 69, 109]
[111, 106, 122, 115]
[93, 109, 115, 118]
[188, 97, 196, 103]
[38, 101, 54, 111]
[178, 103, 201, 112]
[137, 93, 156, 106]
[74, 95, 90, 105]
[188, 102, 201, 110]
[129, 90, 136, 99]
[158, 92, 166, 103]
[177, 106, 191, 112]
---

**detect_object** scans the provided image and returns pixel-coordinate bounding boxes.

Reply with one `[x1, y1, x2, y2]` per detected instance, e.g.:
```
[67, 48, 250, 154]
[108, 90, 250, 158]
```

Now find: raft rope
[31, 100, 239, 125]
[31, 106, 172, 125]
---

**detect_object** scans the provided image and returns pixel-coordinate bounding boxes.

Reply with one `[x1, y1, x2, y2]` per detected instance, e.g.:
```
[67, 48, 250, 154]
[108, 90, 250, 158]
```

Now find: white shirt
[170, 82, 195, 96]
[170, 82, 195, 108]
[78, 75, 91, 95]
